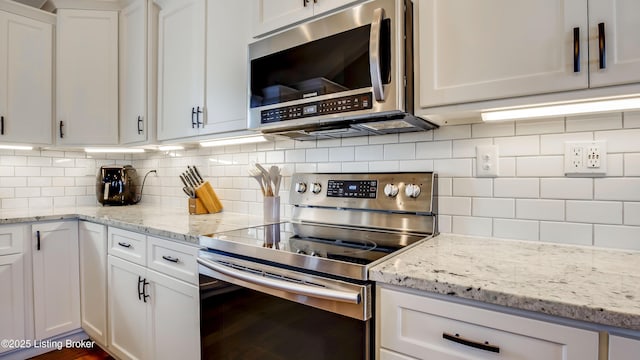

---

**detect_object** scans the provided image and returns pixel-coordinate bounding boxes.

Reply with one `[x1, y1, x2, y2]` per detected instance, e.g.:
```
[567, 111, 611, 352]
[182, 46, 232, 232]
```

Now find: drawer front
[379, 287, 598, 360]
[147, 236, 199, 285]
[609, 335, 640, 360]
[0, 225, 25, 256]
[108, 227, 146, 265]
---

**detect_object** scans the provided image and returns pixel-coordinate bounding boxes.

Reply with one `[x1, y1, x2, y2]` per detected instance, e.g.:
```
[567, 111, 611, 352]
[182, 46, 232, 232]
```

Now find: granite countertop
[370, 233, 640, 331]
[0, 205, 265, 245]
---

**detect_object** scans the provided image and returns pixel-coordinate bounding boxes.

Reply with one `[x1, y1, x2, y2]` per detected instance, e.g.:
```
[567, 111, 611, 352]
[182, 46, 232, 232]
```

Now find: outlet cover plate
[564, 140, 607, 176]
[476, 145, 499, 177]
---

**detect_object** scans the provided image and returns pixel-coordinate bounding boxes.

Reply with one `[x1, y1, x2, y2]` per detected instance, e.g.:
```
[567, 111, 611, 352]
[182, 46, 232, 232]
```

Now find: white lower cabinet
[378, 286, 599, 360]
[609, 335, 640, 360]
[31, 221, 80, 341]
[107, 227, 200, 360]
[0, 225, 28, 355]
[79, 221, 108, 347]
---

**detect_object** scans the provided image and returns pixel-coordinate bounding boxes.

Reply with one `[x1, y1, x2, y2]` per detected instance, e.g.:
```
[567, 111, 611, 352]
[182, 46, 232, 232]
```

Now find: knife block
[188, 197, 208, 215]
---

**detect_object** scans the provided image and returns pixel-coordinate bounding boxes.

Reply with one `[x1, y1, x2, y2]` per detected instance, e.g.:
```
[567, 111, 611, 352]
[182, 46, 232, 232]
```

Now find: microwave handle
[369, 7, 385, 101]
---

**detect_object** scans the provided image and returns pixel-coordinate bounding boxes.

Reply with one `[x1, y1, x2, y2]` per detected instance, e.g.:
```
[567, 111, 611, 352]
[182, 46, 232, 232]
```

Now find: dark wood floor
[27, 345, 114, 360]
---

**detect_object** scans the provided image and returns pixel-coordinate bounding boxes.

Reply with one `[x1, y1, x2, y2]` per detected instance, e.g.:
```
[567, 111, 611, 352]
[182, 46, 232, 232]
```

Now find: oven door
[198, 251, 372, 360]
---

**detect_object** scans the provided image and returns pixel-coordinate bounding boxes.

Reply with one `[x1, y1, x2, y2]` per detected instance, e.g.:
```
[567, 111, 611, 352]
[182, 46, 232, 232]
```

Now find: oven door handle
[369, 7, 385, 102]
[197, 257, 361, 304]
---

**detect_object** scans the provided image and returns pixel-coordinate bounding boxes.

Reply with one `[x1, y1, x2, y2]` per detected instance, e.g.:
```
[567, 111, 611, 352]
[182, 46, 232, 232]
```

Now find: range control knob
[295, 182, 307, 193]
[383, 183, 399, 197]
[405, 184, 421, 198]
[311, 183, 322, 194]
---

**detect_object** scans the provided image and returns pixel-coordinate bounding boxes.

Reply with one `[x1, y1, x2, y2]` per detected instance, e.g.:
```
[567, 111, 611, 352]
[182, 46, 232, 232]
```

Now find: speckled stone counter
[0, 206, 266, 245]
[370, 233, 640, 331]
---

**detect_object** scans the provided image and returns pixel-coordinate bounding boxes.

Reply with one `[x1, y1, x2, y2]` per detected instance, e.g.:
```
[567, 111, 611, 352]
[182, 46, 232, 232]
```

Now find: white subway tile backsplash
[355, 145, 383, 161]
[16, 188, 40, 198]
[453, 178, 492, 197]
[566, 113, 622, 132]
[540, 178, 593, 200]
[624, 111, 640, 128]
[42, 187, 65, 197]
[0, 167, 14, 176]
[494, 178, 539, 198]
[540, 132, 593, 155]
[438, 215, 452, 233]
[566, 201, 622, 224]
[516, 199, 564, 221]
[2, 198, 28, 209]
[52, 177, 74, 187]
[368, 134, 399, 145]
[399, 131, 433, 143]
[317, 162, 341, 172]
[594, 225, 640, 250]
[54, 197, 76, 208]
[398, 160, 433, 172]
[515, 117, 564, 135]
[434, 159, 472, 177]
[499, 157, 516, 176]
[341, 162, 369, 172]
[316, 139, 341, 148]
[452, 216, 492, 237]
[624, 153, 640, 176]
[28, 177, 52, 187]
[439, 197, 472, 216]
[266, 151, 285, 163]
[29, 197, 52, 208]
[341, 136, 369, 146]
[329, 147, 354, 162]
[624, 202, 640, 225]
[451, 138, 493, 158]
[285, 149, 305, 163]
[306, 148, 329, 162]
[294, 163, 317, 172]
[595, 178, 640, 201]
[540, 222, 592, 245]
[595, 129, 640, 153]
[1, 177, 27, 187]
[493, 218, 539, 241]
[15, 167, 40, 177]
[472, 121, 514, 138]
[384, 143, 415, 160]
[473, 198, 514, 218]
[494, 135, 539, 156]
[434, 125, 471, 140]
[416, 141, 450, 159]
[438, 177, 452, 197]
[369, 161, 399, 172]
[607, 154, 624, 177]
[516, 156, 564, 177]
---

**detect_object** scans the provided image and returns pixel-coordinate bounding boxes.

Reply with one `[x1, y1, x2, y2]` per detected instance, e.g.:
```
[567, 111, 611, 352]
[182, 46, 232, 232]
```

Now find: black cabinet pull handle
[1, 115, 4, 135]
[137, 115, 143, 134]
[162, 255, 179, 263]
[59, 121, 64, 138]
[442, 333, 500, 353]
[118, 241, 132, 248]
[573, 27, 580, 73]
[598, 22, 606, 69]
[36, 230, 41, 251]
[196, 106, 203, 128]
[191, 107, 196, 128]
[303, 0, 308, 7]
[138, 276, 144, 301]
[142, 279, 150, 303]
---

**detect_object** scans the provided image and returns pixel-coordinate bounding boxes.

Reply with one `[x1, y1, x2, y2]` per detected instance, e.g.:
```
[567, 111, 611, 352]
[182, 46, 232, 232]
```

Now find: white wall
[1, 111, 640, 250]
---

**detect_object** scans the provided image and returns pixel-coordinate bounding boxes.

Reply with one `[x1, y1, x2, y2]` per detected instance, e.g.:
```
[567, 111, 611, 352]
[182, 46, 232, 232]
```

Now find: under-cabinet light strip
[85, 148, 145, 153]
[200, 135, 269, 147]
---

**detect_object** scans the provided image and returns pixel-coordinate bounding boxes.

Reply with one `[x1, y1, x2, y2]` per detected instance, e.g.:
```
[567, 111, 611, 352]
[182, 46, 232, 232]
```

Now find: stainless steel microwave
[248, 0, 437, 140]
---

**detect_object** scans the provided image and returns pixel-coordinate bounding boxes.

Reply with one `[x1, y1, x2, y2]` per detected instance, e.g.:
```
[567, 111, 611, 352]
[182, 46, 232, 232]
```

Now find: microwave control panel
[261, 93, 372, 123]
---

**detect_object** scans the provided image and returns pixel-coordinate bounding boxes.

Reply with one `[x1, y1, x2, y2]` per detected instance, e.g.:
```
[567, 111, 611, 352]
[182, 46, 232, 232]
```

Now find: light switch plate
[564, 140, 607, 176]
[476, 145, 499, 177]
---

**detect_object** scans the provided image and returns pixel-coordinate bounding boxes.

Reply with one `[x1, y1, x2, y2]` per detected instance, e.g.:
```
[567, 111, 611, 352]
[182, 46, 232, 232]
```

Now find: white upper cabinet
[588, 0, 640, 87]
[252, 0, 361, 37]
[120, 0, 157, 145]
[0, 10, 53, 145]
[56, 9, 118, 146]
[417, 0, 588, 108]
[156, 0, 205, 141]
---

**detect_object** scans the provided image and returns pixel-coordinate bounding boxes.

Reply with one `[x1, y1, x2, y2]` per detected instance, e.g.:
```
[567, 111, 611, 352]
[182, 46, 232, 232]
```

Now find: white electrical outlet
[564, 140, 607, 176]
[476, 145, 499, 177]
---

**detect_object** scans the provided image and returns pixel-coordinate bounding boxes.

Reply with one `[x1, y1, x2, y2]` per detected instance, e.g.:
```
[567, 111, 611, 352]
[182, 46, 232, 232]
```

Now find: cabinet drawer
[147, 236, 199, 285]
[0, 225, 25, 256]
[379, 287, 598, 360]
[108, 227, 146, 265]
[609, 335, 640, 360]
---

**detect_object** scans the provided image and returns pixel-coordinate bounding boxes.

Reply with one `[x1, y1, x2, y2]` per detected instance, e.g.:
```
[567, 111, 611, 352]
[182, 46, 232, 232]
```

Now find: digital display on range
[327, 180, 377, 198]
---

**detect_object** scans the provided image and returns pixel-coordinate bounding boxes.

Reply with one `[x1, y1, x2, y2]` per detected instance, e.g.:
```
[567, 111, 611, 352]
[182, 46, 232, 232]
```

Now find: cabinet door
[79, 221, 107, 346]
[588, 0, 640, 87]
[0, 11, 52, 145]
[147, 269, 200, 360]
[120, 0, 148, 144]
[203, 0, 251, 134]
[0, 254, 25, 354]
[108, 255, 149, 360]
[252, 0, 312, 37]
[417, 0, 588, 108]
[157, 0, 205, 140]
[32, 221, 80, 340]
[0, 224, 24, 256]
[56, 9, 118, 146]
[609, 335, 640, 360]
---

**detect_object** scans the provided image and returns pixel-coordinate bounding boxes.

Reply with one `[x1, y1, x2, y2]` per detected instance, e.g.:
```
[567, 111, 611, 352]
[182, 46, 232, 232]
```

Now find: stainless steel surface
[369, 7, 385, 101]
[198, 251, 371, 320]
[247, 0, 437, 139]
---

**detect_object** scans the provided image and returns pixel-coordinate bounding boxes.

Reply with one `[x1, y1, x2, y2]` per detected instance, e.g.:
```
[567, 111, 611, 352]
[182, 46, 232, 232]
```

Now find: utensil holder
[263, 196, 280, 223]
[188, 198, 208, 215]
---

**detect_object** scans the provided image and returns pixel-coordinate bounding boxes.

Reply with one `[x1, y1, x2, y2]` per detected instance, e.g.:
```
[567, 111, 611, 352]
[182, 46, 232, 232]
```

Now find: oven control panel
[260, 93, 372, 123]
[327, 180, 377, 198]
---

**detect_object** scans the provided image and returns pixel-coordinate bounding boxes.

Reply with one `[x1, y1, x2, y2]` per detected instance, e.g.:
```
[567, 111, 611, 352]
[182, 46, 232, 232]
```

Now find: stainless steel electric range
[197, 172, 437, 360]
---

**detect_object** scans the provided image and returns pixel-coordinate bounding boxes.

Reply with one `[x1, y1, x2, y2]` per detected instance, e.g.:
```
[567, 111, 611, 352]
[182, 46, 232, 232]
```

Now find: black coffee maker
[96, 165, 139, 205]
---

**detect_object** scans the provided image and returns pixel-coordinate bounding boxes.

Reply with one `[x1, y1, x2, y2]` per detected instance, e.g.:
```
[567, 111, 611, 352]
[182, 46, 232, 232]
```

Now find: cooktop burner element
[199, 172, 437, 280]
